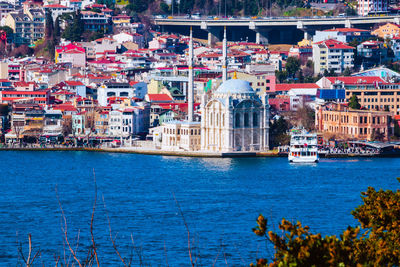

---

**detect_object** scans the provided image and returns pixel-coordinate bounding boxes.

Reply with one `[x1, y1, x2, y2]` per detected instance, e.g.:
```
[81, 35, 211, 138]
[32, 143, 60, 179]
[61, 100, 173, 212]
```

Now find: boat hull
[288, 156, 319, 163]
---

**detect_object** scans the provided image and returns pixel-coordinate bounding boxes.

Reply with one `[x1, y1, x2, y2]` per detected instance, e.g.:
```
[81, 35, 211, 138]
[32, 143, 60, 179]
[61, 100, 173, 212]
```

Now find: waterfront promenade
[0, 145, 395, 158]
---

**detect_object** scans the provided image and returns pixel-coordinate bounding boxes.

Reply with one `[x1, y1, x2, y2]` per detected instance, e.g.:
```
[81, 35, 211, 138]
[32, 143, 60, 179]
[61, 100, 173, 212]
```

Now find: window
[244, 113, 249, 127]
[253, 113, 258, 127]
[235, 113, 240, 127]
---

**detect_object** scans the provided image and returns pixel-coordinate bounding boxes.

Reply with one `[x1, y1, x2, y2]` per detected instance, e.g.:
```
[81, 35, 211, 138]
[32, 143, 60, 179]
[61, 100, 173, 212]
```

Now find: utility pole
[224, 0, 227, 17]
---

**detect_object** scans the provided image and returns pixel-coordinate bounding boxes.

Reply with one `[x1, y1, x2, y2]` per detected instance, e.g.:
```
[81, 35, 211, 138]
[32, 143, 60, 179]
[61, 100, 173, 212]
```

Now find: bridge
[154, 15, 400, 45]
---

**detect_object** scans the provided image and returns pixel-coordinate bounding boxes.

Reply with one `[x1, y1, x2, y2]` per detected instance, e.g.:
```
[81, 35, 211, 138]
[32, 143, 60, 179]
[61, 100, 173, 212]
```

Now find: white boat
[288, 129, 319, 163]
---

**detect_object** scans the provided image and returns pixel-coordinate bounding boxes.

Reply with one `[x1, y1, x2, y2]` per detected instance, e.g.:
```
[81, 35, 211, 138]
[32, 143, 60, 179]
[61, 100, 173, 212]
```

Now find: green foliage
[285, 57, 300, 78]
[275, 70, 288, 83]
[0, 26, 13, 36]
[126, 0, 149, 14]
[342, 67, 351, 76]
[269, 117, 290, 148]
[349, 94, 361, 109]
[160, 2, 169, 13]
[394, 120, 400, 138]
[62, 11, 84, 42]
[252, 178, 400, 266]
[45, 11, 54, 39]
[54, 17, 60, 39]
[82, 30, 104, 41]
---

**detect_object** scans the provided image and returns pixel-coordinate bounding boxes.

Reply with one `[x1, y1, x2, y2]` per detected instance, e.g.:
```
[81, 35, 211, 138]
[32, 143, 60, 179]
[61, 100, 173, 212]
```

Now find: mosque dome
[216, 79, 254, 94]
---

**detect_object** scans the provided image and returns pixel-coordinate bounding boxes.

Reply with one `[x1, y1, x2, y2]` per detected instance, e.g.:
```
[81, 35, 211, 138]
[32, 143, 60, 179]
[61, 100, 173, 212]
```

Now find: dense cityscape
[1, 0, 400, 265]
[0, 0, 400, 156]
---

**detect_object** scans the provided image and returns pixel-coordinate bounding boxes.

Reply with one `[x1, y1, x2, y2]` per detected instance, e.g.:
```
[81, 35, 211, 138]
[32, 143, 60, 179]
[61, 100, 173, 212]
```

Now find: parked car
[192, 12, 202, 19]
[154, 14, 166, 19]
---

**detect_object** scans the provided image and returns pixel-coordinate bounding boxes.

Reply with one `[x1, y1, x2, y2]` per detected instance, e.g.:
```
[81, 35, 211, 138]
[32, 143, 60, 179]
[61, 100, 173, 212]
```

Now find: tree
[10, 45, 33, 57]
[394, 120, 400, 138]
[160, 1, 169, 13]
[62, 11, 84, 42]
[295, 105, 315, 131]
[269, 117, 290, 148]
[285, 57, 300, 78]
[45, 11, 54, 40]
[349, 94, 361, 109]
[275, 70, 288, 83]
[54, 17, 60, 40]
[343, 66, 351, 76]
[251, 178, 400, 266]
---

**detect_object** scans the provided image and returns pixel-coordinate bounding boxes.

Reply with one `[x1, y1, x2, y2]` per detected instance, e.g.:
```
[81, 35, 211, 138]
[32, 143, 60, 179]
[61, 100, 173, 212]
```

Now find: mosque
[159, 28, 270, 153]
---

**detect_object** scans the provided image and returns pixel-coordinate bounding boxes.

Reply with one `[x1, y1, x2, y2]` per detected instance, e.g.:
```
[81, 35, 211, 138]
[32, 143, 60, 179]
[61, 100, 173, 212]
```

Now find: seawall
[0, 147, 399, 158]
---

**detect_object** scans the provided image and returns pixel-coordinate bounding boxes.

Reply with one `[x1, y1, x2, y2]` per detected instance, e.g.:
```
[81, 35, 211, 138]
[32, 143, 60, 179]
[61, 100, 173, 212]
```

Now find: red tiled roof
[56, 43, 85, 53]
[313, 39, 354, 49]
[44, 4, 68, 8]
[323, 28, 369, 32]
[65, 81, 84, 86]
[147, 94, 173, 102]
[275, 83, 319, 91]
[325, 76, 385, 84]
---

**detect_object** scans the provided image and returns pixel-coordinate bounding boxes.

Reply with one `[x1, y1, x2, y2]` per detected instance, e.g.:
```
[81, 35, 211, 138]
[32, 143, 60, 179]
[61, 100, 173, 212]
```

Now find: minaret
[222, 26, 227, 82]
[188, 26, 194, 122]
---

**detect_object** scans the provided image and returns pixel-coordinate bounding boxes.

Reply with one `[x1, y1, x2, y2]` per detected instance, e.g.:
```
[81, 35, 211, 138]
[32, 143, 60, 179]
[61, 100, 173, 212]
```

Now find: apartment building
[313, 28, 372, 44]
[358, 0, 389, 16]
[81, 10, 111, 33]
[315, 103, 391, 141]
[5, 8, 44, 45]
[312, 39, 354, 74]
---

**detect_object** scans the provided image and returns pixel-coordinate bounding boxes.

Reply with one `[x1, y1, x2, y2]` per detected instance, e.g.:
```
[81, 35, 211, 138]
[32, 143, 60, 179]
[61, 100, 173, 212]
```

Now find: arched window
[235, 113, 240, 128]
[244, 113, 249, 127]
[253, 112, 258, 127]
[210, 112, 213, 126]
[222, 114, 225, 127]
[216, 113, 219, 126]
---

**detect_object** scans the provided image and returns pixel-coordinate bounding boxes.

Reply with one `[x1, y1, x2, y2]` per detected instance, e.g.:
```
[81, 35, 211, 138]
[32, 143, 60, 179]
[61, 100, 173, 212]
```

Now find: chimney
[188, 26, 194, 122]
[222, 26, 227, 82]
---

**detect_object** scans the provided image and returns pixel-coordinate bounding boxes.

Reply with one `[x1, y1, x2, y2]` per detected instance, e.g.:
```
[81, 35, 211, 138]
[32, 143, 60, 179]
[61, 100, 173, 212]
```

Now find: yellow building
[372, 23, 400, 39]
[5, 9, 44, 45]
[297, 38, 312, 47]
[227, 71, 276, 94]
[147, 79, 164, 94]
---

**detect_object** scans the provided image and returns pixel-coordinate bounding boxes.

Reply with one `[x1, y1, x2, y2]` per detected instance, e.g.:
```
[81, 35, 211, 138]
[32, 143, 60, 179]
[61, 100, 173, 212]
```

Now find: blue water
[0, 151, 399, 266]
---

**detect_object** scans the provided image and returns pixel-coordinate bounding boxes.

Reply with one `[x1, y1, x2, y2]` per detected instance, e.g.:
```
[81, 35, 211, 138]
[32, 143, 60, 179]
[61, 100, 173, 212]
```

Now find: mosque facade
[200, 77, 269, 152]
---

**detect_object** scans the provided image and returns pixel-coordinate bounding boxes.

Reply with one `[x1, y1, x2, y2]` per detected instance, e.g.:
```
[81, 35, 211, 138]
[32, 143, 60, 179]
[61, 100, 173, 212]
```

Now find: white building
[97, 82, 147, 106]
[112, 32, 133, 44]
[160, 121, 201, 151]
[43, 4, 74, 21]
[200, 78, 269, 152]
[312, 39, 354, 74]
[108, 104, 150, 137]
[358, 0, 389, 16]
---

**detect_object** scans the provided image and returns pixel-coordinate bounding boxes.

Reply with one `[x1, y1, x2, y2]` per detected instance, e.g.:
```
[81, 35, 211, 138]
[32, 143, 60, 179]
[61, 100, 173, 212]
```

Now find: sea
[0, 151, 399, 266]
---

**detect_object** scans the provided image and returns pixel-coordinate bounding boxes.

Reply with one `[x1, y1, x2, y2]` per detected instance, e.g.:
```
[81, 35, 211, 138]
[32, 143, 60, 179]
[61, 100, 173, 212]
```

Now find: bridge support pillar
[301, 28, 314, 40]
[207, 31, 219, 47]
[201, 21, 220, 47]
[345, 19, 352, 28]
[249, 22, 270, 44]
